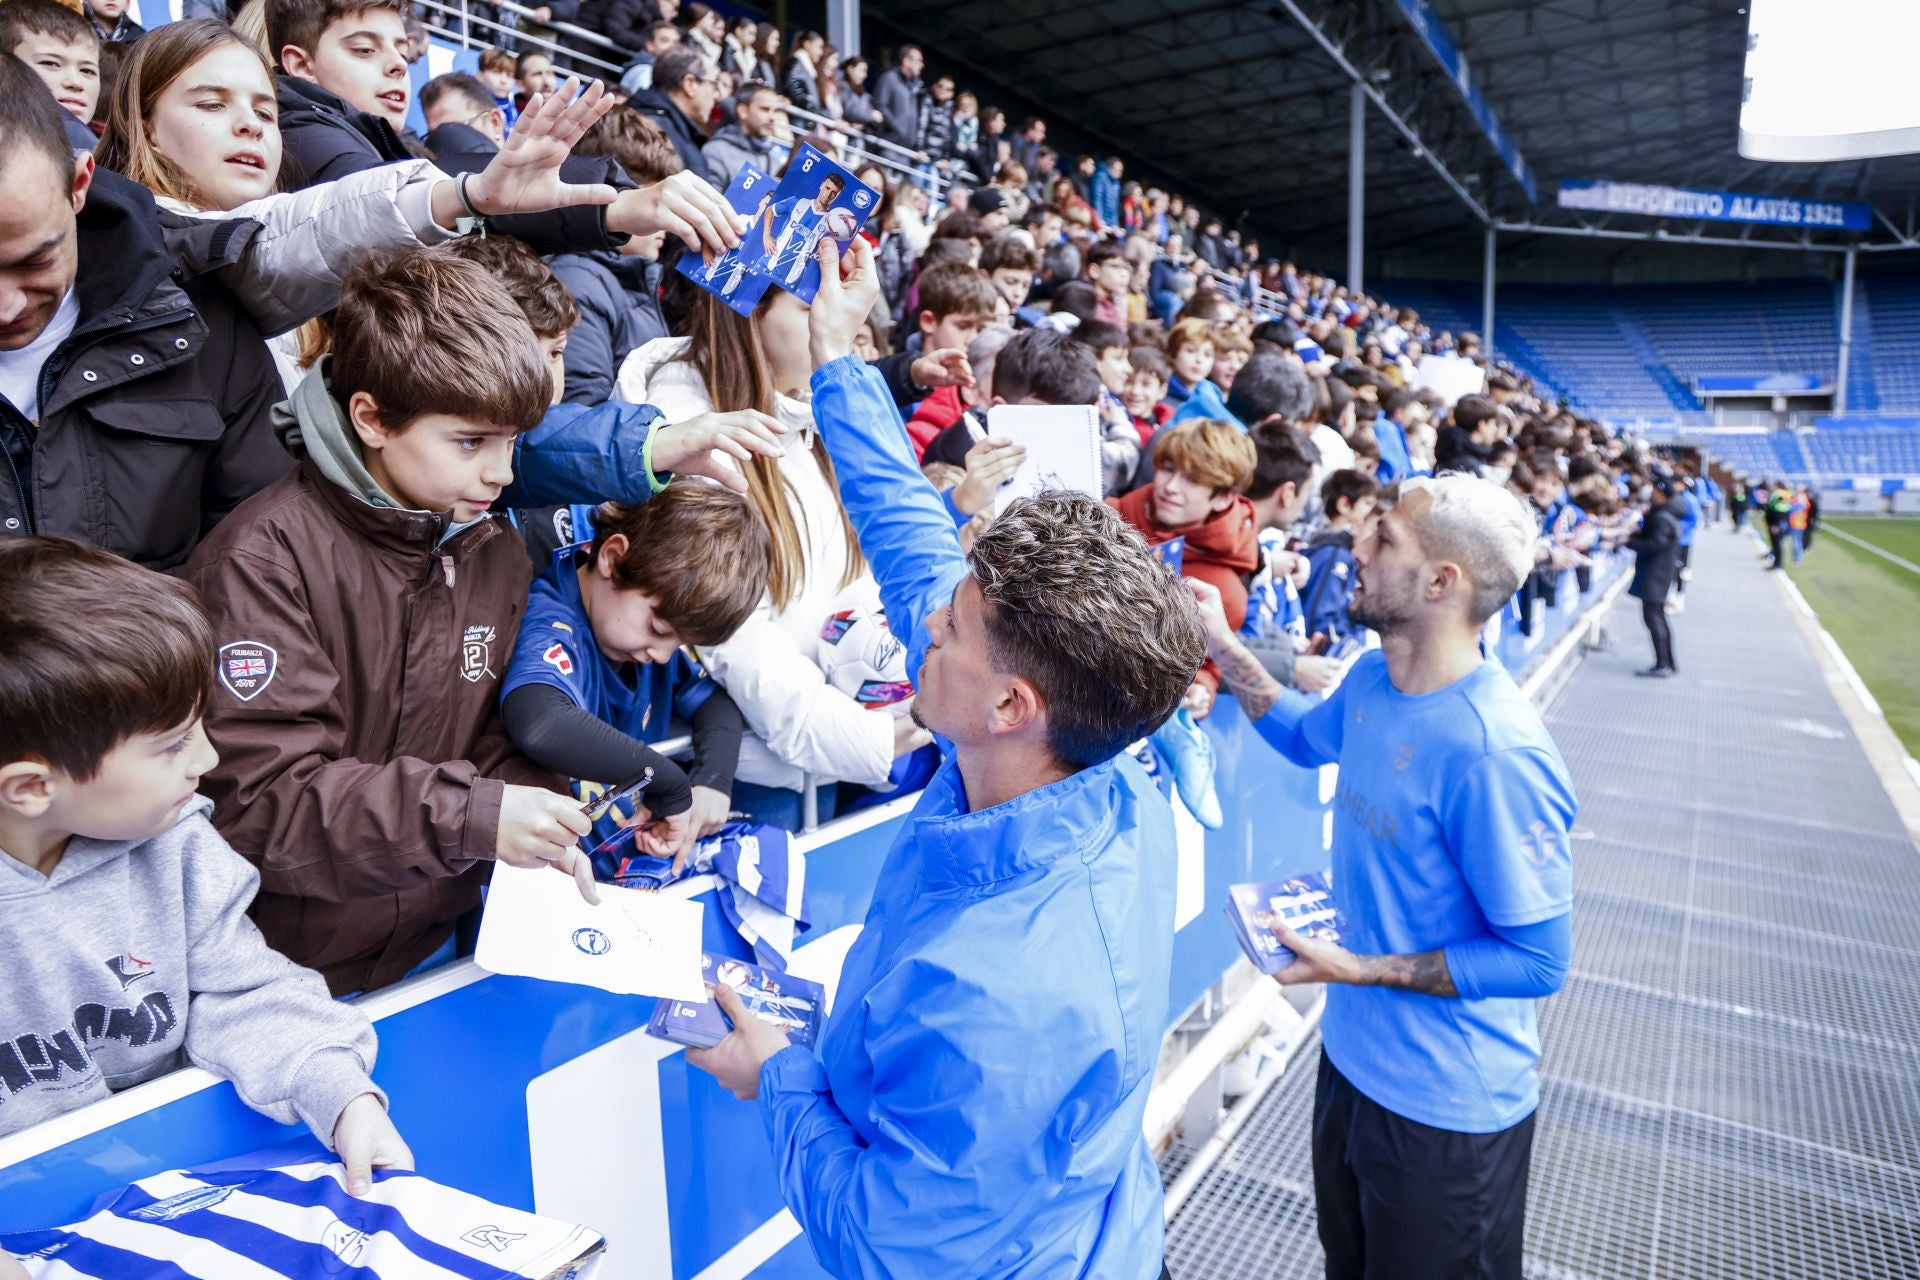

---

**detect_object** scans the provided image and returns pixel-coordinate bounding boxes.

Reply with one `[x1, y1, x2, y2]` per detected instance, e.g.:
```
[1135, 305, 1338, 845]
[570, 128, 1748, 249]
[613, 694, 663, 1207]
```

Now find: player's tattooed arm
[1353, 950, 1458, 997]
[1185, 577, 1284, 720]
[1272, 918, 1460, 997]
[1212, 632, 1285, 721]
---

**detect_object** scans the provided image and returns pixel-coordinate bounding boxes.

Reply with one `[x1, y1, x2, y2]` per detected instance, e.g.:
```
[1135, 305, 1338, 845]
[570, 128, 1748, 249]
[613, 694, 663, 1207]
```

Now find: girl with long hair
[614, 264, 931, 828]
[95, 19, 619, 388]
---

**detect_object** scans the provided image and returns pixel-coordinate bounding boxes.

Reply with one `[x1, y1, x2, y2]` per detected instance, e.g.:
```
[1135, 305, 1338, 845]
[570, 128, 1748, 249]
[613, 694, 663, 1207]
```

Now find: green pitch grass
[1788, 517, 1920, 756]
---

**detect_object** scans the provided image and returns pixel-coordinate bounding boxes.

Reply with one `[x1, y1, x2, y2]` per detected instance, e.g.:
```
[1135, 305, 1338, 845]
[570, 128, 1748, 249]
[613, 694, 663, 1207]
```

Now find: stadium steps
[1841, 279, 1881, 413]
[1496, 290, 1681, 418]
[1607, 303, 1700, 412]
[1163, 530, 1920, 1279]
[1866, 274, 1920, 413]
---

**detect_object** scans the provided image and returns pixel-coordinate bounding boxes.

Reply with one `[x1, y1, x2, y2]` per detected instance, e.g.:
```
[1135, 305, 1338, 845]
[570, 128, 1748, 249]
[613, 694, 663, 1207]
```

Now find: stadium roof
[859, 0, 1920, 266]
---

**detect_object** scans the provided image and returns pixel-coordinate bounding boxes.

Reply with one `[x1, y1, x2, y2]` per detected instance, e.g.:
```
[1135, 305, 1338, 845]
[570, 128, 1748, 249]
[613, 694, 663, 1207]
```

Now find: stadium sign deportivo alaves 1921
[1556, 180, 1872, 232]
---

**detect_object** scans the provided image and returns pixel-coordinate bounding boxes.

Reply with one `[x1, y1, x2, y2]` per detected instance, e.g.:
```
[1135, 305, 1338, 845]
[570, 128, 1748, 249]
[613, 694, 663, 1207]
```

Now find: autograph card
[645, 952, 826, 1051]
[675, 162, 776, 316]
[735, 144, 880, 305]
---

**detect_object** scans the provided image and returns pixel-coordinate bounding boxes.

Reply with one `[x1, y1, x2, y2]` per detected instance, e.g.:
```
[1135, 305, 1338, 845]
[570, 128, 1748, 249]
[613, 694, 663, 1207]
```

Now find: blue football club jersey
[764, 197, 831, 285]
[1, 1160, 604, 1279]
[1243, 527, 1306, 643]
[502, 545, 717, 867]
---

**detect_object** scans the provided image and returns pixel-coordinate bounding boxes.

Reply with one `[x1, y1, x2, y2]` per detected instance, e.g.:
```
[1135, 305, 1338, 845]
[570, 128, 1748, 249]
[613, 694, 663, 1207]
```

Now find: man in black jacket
[0, 58, 286, 571]
[1626, 475, 1682, 678]
[583, 0, 674, 55]
[628, 44, 723, 186]
[872, 45, 925, 154]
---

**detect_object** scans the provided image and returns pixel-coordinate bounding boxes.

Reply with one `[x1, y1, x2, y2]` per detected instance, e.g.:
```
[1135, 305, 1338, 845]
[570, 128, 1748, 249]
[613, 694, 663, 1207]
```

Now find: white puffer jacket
[615, 338, 896, 790]
[157, 159, 462, 341]
[159, 160, 464, 392]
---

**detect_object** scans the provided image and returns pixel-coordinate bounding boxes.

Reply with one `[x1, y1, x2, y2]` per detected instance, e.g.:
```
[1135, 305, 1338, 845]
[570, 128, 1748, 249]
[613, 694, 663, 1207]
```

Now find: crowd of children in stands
[0, 0, 1698, 1231]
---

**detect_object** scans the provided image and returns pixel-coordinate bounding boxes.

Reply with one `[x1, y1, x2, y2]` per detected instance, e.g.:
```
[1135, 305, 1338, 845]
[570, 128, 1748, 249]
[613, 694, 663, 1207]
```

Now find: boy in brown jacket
[184, 246, 772, 995]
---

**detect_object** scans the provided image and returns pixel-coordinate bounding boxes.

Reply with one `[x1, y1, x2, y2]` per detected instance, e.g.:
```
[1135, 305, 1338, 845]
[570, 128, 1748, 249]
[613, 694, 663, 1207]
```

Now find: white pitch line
[1823, 523, 1920, 578]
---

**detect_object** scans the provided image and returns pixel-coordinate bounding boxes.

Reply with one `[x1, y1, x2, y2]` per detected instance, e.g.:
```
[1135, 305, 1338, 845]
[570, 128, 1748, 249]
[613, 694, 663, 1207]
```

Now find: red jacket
[1130, 402, 1172, 447]
[906, 384, 967, 460]
[1109, 487, 1260, 695]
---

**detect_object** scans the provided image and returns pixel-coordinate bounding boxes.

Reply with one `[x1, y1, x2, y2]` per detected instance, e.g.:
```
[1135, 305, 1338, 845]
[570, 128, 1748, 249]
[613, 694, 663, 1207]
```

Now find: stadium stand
[1867, 271, 1920, 411]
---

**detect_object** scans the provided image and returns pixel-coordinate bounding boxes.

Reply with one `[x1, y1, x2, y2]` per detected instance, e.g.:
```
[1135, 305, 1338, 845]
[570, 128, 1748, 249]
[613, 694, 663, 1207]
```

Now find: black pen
[580, 766, 653, 823]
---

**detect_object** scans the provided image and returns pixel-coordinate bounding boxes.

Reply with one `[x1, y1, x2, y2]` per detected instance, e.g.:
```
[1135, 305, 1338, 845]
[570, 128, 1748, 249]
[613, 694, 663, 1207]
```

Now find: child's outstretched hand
[623, 804, 694, 874]
[651, 410, 789, 494]
[686, 785, 732, 841]
[608, 171, 749, 257]
[461, 77, 617, 215]
[332, 1093, 414, 1197]
[909, 348, 974, 390]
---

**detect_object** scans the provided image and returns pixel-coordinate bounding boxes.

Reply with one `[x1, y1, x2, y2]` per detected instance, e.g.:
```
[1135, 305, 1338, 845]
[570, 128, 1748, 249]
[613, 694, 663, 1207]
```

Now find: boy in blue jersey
[1670, 467, 1702, 610]
[1192, 473, 1576, 1280]
[1239, 421, 1341, 694]
[1301, 469, 1379, 648]
[1371, 389, 1424, 483]
[501, 486, 770, 874]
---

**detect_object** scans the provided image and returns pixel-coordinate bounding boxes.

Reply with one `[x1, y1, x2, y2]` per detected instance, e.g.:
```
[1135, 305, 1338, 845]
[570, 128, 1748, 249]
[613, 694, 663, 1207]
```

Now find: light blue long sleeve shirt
[753, 357, 1174, 1277]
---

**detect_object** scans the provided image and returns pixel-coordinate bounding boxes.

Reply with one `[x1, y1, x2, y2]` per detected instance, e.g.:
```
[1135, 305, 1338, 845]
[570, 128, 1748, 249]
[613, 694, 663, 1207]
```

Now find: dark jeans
[1313, 1054, 1535, 1280]
[1641, 596, 1675, 671]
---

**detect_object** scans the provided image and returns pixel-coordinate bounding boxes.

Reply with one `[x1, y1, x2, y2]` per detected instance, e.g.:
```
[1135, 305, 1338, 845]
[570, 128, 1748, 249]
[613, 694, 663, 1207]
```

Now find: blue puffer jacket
[756, 356, 1173, 1278]
[545, 251, 666, 407]
[502, 400, 668, 509]
[1167, 375, 1241, 429]
[1676, 486, 1701, 547]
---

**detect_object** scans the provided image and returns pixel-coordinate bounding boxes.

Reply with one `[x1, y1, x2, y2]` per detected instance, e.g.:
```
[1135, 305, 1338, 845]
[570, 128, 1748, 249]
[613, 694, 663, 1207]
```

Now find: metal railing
[415, 0, 627, 79]
[411, 4, 948, 205]
[745, 100, 949, 204]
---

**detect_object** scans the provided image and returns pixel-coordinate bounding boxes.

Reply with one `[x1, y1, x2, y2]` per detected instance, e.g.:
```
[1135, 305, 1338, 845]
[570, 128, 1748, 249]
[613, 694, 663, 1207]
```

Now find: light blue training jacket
[755, 356, 1175, 1278]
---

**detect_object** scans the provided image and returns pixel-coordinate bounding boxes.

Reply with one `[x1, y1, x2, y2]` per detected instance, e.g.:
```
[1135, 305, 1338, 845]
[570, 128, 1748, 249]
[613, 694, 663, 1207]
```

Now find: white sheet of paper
[477, 862, 706, 1000]
[1413, 354, 1486, 408]
[985, 404, 1103, 515]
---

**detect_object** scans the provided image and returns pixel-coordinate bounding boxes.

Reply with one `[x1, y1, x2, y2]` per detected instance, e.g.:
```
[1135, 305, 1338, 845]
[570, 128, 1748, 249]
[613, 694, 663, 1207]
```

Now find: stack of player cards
[646, 952, 827, 1050]
[1225, 872, 1346, 975]
[675, 144, 882, 316]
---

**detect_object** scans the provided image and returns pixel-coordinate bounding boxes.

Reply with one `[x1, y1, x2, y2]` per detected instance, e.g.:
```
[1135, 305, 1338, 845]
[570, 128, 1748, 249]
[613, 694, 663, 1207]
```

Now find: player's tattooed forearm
[1358, 949, 1458, 997]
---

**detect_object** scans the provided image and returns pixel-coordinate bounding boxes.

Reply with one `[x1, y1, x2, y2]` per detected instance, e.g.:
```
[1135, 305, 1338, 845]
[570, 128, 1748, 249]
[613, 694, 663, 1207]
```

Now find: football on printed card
[817, 608, 912, 708]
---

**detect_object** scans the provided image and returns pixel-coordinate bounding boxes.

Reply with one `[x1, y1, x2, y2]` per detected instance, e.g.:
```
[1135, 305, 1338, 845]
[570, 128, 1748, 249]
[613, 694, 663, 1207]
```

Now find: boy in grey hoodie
[0, 536, 410, 1196]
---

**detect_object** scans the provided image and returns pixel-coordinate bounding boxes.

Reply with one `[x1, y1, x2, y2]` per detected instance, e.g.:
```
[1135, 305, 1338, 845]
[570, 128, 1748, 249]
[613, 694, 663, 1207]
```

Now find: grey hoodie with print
[0, 797, 382, 1143]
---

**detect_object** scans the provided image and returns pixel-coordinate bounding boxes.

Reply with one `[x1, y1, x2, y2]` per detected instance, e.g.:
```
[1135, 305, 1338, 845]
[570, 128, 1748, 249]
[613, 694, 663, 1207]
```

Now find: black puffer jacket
[275, 75, 631, 256]
[578, 0, 662, 53]
[628, 85, 724, 187]
[1627, 498, 1682, 601]
[0, 172, 288, 570]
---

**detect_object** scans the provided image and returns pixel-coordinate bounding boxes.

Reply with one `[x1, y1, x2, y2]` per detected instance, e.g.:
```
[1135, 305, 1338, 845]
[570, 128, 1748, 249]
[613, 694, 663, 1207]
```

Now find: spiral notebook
[984, 404, 1103, 515]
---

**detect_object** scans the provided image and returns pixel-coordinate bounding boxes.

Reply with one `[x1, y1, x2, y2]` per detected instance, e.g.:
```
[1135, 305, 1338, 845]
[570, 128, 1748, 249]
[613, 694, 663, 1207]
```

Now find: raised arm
[806, 238, 970, 676]
[1186, 578, 1346, 768]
